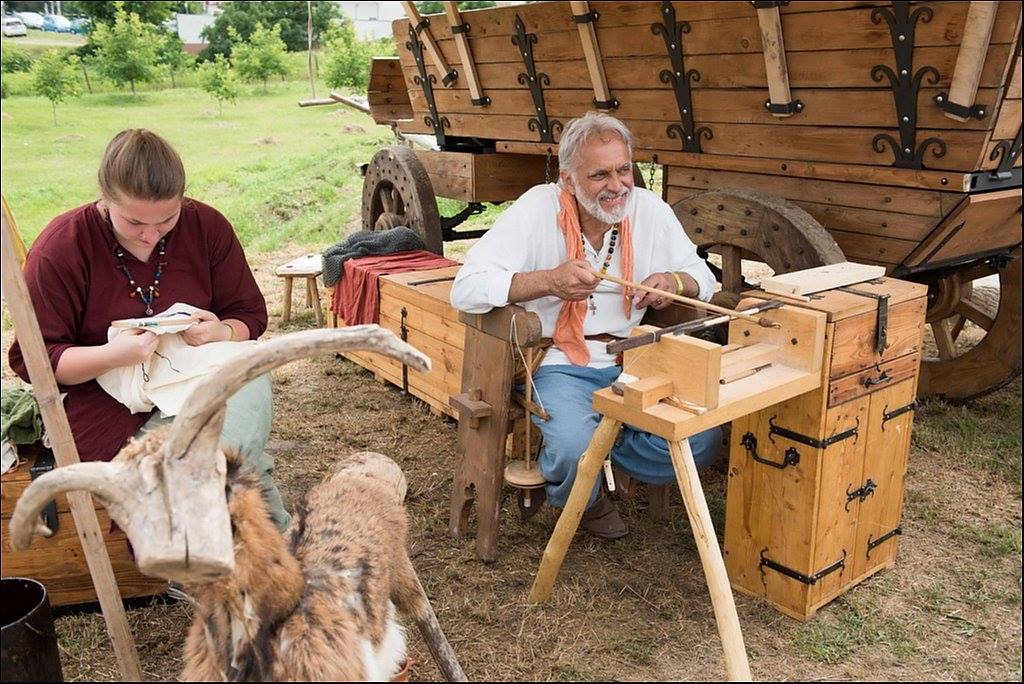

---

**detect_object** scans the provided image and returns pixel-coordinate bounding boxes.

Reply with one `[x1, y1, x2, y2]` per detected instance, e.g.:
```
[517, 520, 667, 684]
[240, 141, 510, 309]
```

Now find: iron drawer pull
[861, 370, 892, 387]
[741, 432, 800, 470]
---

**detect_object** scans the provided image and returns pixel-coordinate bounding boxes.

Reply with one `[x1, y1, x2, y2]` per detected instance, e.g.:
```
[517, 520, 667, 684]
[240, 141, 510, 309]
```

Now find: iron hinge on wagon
[651, 1, 712, 153]
[986, 128, 1023, 181]
[512, 14, 562, 144]
[406, 24, 450, 148]
[869, 2, 947, 170]
[768, 415, 860, 449]
[934, 92, 988, 121]
[759, 549, 846, 585]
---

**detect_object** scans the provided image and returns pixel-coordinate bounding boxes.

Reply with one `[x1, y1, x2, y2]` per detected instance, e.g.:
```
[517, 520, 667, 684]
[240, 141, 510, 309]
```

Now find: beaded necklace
[113, 238, 167, 316]
[581, 224, 619, 314]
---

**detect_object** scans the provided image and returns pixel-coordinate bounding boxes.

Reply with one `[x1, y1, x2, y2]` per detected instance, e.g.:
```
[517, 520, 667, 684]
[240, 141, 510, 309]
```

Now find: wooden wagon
[351, 0, 1021, 403]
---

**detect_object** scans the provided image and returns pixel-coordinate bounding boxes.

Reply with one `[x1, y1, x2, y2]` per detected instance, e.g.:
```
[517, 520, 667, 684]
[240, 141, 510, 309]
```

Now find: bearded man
[450, 112, 721, 539]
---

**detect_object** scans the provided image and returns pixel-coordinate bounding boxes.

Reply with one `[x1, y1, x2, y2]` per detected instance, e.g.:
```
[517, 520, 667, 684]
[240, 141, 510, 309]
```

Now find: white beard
[575, 185, 631, 225]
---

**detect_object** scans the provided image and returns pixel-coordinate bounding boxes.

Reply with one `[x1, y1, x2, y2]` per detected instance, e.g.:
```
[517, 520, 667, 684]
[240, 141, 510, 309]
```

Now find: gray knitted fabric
[321, 227, 426, 287]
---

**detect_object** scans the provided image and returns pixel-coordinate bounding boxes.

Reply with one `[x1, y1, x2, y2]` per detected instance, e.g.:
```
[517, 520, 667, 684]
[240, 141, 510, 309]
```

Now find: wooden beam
[401, 1, 457, 87]
[443, 2, 488, 105]
[568, 1, 617, 110]
[941, 1, 999, 122]
[754, 3, 800, 118]
[1, 211, 142, 681]
[759, 262, 887, 297]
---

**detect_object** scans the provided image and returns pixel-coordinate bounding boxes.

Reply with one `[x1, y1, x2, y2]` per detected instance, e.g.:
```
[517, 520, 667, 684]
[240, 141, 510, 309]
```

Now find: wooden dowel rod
[443, 2, 487, 103]
[1, 211, 143, 681]
[590, 270, 776, 327]
[401, 1, 457, 86]
[755, 4, 794, 117]
[943, 1, 998, 121]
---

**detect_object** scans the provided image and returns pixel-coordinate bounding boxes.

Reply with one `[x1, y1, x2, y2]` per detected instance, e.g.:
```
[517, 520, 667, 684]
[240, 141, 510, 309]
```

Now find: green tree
[198, 1, 340, 60]
[231, 23, 288, 91]
[416, 1, 495, 14]
[197, 53, 241, 115]
[63, 1, 177, 26]
[91, 8, 160, 95]
[323, 22, 376, 90]
[156, 30, 193, 88]
[32, 50, 82, 125]
[2, 48, 33, 74]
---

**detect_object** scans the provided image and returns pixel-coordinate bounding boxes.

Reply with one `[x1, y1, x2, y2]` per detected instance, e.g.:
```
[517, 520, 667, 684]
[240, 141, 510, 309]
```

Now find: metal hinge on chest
[866, 526, 902, 559]
[769, 415, 859, 449]
[400, 307, 410, 395]
[837, 283, 889, 354]
[29, 449, 60, 535]
[759, 549, 846, 585]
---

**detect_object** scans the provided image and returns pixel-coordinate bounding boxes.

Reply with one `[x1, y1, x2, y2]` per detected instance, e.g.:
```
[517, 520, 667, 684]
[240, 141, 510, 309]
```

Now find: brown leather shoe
[580, 495, 628, 540]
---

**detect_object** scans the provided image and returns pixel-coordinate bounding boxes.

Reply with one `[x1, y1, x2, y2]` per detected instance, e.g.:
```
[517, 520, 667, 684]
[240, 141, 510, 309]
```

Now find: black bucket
[1, 577, 64, 682]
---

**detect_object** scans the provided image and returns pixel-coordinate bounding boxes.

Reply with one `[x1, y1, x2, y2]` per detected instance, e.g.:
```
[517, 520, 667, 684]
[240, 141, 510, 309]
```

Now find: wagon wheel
[671, 189, 845, 297]
[916, 251, 1022, 402]
[362, 145, 443, 255]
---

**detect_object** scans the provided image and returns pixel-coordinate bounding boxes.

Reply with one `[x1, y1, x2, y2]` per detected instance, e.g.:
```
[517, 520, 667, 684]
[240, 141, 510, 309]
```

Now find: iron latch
[838, 285, 890, 354]
[769, 415, 859, 449]
[740, 432, 800, 470]
[882, 401, 916, 427]
[29, 449, 59, 535]
[759, 549, 845, 585]
[866, 526, 902, 559]
[845, 478, 877, 511]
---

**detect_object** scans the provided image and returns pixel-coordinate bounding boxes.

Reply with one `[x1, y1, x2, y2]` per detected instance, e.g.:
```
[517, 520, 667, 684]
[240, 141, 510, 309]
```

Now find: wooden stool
[276, 254, 324, 327]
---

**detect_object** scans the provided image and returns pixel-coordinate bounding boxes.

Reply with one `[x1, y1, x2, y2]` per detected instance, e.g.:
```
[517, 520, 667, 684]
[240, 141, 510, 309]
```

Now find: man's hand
[633, 272, 678, 310]
[547, 259, 600, 301]
[106, 328, 159, 365]
[180, 309, 232, 346]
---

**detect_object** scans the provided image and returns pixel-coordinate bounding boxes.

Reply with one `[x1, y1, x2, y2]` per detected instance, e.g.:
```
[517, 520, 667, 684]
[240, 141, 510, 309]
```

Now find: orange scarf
[554, 189, 633, 366]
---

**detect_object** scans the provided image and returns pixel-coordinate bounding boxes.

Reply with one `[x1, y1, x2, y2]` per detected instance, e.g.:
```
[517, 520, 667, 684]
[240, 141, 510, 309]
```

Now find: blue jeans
[531, 365, 722, 509]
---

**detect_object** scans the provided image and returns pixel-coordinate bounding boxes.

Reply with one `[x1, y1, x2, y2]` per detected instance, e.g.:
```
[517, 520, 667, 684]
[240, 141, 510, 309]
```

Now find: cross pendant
[588, 298, 597, 314]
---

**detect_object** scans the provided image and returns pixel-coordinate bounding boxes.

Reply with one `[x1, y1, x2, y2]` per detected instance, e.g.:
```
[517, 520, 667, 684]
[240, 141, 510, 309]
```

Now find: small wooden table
[276, 254, 324, 326]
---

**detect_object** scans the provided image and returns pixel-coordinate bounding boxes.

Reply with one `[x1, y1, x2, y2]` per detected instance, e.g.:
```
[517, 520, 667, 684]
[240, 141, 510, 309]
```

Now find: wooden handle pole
[943, 0, 998, 121]
[591, 270, 775, 327]
[2, 213, 143, 681]
[754, 4, 794, 117]
[443, 2, 486, 102]
[528, 416, 621, 603]
[401, 1, 457, 86]
[669, 439, 751, 681]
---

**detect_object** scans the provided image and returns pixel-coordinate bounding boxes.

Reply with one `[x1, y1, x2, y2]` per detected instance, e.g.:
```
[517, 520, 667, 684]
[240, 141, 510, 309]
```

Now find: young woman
[9, 128, 290, 528]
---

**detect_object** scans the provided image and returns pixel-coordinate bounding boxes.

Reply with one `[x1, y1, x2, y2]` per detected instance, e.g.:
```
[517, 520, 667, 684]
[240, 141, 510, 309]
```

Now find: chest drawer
[828, 352, 921, 407]
[829, 296, 926, 379]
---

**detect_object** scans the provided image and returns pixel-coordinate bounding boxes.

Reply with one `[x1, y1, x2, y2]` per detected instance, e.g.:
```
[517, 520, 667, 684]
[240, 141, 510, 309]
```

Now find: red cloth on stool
[333, 250, 460, 325]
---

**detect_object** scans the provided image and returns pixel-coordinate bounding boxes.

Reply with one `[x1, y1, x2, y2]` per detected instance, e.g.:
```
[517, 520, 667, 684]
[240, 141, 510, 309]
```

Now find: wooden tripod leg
[669, 439, 752, 682]
[528, 416, 621, 604]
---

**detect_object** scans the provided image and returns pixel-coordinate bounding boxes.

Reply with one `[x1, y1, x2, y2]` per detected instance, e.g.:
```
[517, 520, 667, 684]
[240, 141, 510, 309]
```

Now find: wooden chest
[724, 277, 927, 620]
[330, 266, 464, 419]
[1, 451, 167, 607]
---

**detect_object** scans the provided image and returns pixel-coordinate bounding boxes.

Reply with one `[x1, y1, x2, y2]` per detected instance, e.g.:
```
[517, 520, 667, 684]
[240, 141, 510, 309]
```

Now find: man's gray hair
[557, 111, 635, 178]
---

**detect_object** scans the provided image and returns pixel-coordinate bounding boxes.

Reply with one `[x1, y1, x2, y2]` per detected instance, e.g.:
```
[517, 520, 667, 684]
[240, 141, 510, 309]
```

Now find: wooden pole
[668, 439, 751, 682]
[754, 4, 797, 117]
[590, 270, 776, 327]
[569, 1, 617, 109]
[1, 212, 143, 681]
[306, 0, 316, 99]
[528, 416, 621, 604]
[401, 1, 458, 87]
[443, 2, 488, 105]
[942, 1, 998, 122]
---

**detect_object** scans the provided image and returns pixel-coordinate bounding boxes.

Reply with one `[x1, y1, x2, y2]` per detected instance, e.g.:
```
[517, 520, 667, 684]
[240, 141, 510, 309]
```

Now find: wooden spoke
[362, 146, 443, 254]
[950, 313, 968, 340]
[718, 244, 744, 294]
[380, 185, 397, 214]
[931, 318, 957, 361]
[955, 297, 995, 332]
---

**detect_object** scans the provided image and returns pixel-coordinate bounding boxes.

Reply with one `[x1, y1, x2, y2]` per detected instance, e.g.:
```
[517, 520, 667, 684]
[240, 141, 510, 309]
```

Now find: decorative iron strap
[881, 401, 916, 427]
[740, 432, 800, 470]
[651, 1, 711, 153]
[406, 23, 449, 148]
[837, 286, 890, 353]
[760, 549, 846, 585]
[769, 415, 859, 449]
[511, 14, 562, 144]
[869, 2, 946, 169]
[866, 526, 902, 559]
[989, 127, 1023, 180]
[845, 478, 877, 511]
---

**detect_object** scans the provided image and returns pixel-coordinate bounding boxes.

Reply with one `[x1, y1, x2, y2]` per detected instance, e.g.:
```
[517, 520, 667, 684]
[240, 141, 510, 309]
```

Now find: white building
[336, 2, 406, 41]
[176, 13, 217, 54]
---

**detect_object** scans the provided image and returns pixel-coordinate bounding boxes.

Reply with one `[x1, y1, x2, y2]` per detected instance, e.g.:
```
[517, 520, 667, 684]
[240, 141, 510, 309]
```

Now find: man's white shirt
[450, 183, 717, 368]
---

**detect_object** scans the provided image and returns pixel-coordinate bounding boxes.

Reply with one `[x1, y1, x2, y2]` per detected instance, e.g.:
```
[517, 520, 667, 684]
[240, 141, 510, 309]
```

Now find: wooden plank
[904, 188, 1022, 267]
[666, 167, 947, 217]
[412, 86, 1000, 131]
[943, 1, 999, 122]
[1008, 51, 1023, 98]
[368, 57, 413, 124]
[570, 1, 615, 106]
[827, 352, 921, 407]
[755, 4, 794, 116]
[623, 326, 722, 409]
[992, 98, 1022, 139]
[400, 2, 456, 86]
[743, 278, 926, 322]
[827, 230, 919, 269]
[719, 342, 779, 383]
[830, 296, 927, 379]
[760, 262, 886, 297]
[444, 2, 487, 103]
[851, 378, 917, 580]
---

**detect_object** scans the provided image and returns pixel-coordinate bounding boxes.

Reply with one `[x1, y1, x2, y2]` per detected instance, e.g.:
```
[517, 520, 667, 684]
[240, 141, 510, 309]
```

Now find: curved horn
[9, 462, 129, 550]
[164, 326, 431, 460]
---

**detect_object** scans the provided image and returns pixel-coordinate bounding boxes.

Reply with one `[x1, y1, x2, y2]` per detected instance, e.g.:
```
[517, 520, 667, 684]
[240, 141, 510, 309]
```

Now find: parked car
[2, 16, 27, 37]
[42, 14, 72, 33]
[14, 11, 44, 29]
[69, 17, 90, 35]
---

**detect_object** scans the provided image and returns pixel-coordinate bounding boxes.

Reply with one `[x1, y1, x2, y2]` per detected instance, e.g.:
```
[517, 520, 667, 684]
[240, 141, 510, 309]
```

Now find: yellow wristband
[669, 271, 686, 296]
[223, 322, 235, 341]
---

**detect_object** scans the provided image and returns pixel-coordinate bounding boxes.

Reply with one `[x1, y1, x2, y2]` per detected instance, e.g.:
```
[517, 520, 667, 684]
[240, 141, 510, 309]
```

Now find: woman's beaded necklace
[113, 238, 167, 316]
[582, 224, 619, 314]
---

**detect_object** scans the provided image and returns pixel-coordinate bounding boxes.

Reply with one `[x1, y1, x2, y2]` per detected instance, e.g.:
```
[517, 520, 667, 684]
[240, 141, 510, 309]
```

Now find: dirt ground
[7, 245, 1022, 682]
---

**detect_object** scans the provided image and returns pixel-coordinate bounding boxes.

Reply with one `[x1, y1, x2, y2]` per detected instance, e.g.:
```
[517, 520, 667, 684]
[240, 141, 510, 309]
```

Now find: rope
[509, 312, 547, 418]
